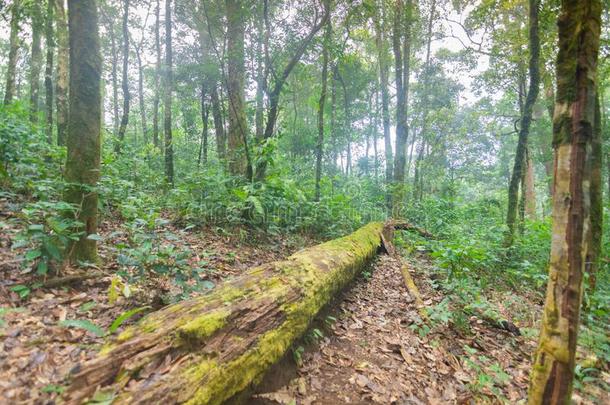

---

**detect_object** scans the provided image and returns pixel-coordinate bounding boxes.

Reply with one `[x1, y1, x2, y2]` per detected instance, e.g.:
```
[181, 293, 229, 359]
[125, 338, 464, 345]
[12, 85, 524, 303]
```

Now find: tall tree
[116, 0, 131, 153]
[198, 83, 209, 166]
[373, 1, 393, 208]
[55, 0, 69, 146]
[152, 0, 161, 148]
[225, 0, 248, 178]
[64, 0, 102, 262]
[3, 0, 21, 105]
[29, 0, 44, 124]
[528, 0, 602, 402]
[164, 0, 174, 185]
[504, 0, 541, 247]
[315, 0, 332, 202]
[44, 0, 55, 143]
[392, 0, 413, 212]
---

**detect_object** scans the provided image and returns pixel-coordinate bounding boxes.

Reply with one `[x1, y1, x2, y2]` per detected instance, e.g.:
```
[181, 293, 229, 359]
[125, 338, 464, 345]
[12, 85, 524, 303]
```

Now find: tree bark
[116, 0, 131, 154]
[528, 0, 601, 402]
[152, 0, 161, 148]
[315, 0, 331, 202]
[225, 0, 248, 178]
[587, 94, 603, 293]
[29, 0, 44, 124]
[64, 0, 102, 263]
[44, 0, 55, 143]
[135, 45, 147, 143]
[63, 222, 390, 405]
[3, 0, 21, 106]
[55, 0, 69, 146]
[373, 1, 392, 184]
[164, 0, 174, 185]
[104, 12, 120, 137]
[504, 0, 541, 247]
[524, 150, 537, 219]
[392, 0, 412, 213]
[210, 86, 225, 161]
[199, 83, 209, 166]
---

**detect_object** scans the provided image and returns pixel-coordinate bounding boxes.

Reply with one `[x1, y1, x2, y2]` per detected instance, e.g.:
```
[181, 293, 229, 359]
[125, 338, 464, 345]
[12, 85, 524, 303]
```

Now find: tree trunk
[44, 0, 55, 143]
[504, 0, 541, 247]
[135, 46, 148, 143]
[315, 0, 331, 202]
[63, 222, 390, 405]
[116, 0, 131, 154]
[210, 86, 225, 161]
[164, 0, 174, 185]
[29, 0, 44, 124]
[524, 150, 537, 219]
[199, 83, 209, 166]
[225, 0, 248, 178]
[64, 0, 102, 263]
[255, 1, 266, 141]
[105, 13, 120, 137]
[527, 0, 601, 402]
[373, 2, 392, 184]
[152, 0, 161, 148]
[3, 0, 21, 106]
[587, 94, 603, 293]
[392, 0, 412, 213]
[55, 0, 69, 146]
[336, 70, 351, 177]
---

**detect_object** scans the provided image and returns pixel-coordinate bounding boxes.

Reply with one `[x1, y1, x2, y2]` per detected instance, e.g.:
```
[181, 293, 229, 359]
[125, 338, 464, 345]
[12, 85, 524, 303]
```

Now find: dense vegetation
[0, 0, 608, 403]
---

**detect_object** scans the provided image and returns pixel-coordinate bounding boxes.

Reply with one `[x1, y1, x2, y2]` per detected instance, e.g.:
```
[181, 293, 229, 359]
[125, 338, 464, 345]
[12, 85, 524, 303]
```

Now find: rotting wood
[399, 260, 427, 320]
[63, 222, 387, 405]
[390, 220, 436, 239]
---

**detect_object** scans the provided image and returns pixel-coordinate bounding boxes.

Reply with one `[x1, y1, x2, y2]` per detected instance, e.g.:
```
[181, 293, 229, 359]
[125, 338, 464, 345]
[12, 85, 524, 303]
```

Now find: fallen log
[63, 222, 390, 405]
[399, 260, 428, 320]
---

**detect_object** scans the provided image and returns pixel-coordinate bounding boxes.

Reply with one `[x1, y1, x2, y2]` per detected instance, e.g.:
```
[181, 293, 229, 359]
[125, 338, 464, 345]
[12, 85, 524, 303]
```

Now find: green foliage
[58, 306, 150, 337]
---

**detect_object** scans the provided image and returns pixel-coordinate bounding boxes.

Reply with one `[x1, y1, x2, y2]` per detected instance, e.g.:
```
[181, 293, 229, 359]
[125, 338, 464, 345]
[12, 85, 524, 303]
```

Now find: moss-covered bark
[527, 1, 601, 403]
[64, 0, 102, 263]
[504, 0, 540, 247]
[63, 222, 387, 405]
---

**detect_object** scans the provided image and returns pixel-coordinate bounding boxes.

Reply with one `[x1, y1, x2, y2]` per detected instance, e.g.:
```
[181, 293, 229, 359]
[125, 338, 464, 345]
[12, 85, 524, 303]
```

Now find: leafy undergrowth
[0, 193, 315, 403]
[253, 252, 609, 405]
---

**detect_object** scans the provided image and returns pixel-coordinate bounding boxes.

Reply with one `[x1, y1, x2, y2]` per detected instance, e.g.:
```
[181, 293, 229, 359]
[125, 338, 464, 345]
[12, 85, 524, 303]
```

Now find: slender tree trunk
[528, 0, 601, 402]
[4, 0, 21, 106]
[210, 86, 225, 161]
[373, 1, 392, 184]
[64, 0, 102, 263]
[198, 83, 209, 166]
[392, 0, 412, 213]
[504, 0, 541, 247]
[164, 0, 174, 185]
[116, 0, 130, 154]
[55, 0, 69, 146]
[44, 0, 55, 143]
[152, 0, 161, 148]
[373, 86, 379, 180]
[587, 94, 603, 293]
[330, 68, 338, 171]
[336, 70, 351, 176]
[255, 1, 266, 141]
[105, 14, 120, 136]
[29, 1, 44, 124]
[315, 0, 331, 202]
[524, 150, 537, 219]
[135, 46, 148, 142]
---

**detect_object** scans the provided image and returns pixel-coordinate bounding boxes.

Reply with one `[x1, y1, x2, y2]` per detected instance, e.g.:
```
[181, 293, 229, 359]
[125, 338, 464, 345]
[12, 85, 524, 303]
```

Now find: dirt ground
[253, 254, 609, 405]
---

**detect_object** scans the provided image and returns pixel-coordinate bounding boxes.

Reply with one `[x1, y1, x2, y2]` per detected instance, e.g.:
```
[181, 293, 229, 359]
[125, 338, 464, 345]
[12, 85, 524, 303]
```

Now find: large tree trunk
[29, 0, 44, 124]
[116, 0, 131, 154]
[164, 0, 174, 185]
[225, 0, 248, 178]
[44, 0, 55, 143]
[55, 0, 69, 146]
[527, 0, 601, 402]
[3, 0, 21, 106]
[504, 0, 541, 246]
[64, 0, 102, 263]
[314, 1, 331, 202]
[63, 222, 389, 404]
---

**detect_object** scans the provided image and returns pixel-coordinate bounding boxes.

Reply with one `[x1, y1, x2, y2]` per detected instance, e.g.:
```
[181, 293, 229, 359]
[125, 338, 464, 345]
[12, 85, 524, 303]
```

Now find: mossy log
[64, 222, 390, 405]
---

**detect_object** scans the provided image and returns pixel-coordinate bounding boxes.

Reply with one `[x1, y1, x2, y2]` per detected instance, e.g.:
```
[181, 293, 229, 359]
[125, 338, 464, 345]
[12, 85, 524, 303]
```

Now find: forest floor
[0, 193, 608, 404]
[252, 253, 609, 405]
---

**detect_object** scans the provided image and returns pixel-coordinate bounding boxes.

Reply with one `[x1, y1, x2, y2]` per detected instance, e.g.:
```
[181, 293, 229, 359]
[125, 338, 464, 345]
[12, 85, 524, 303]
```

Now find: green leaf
[36, 260, 48, 275]
[25, 249, 42, 261]
[11, 285, 31, 299]
[28, 224, 44, 232]
[41, 384, 65, 394]
[59, 319, 106, 337]
[43, 240, 62, 261]
[108, 306, 150, 334]
[79, 301, 97, 312]
[87, 233, 103, 241]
